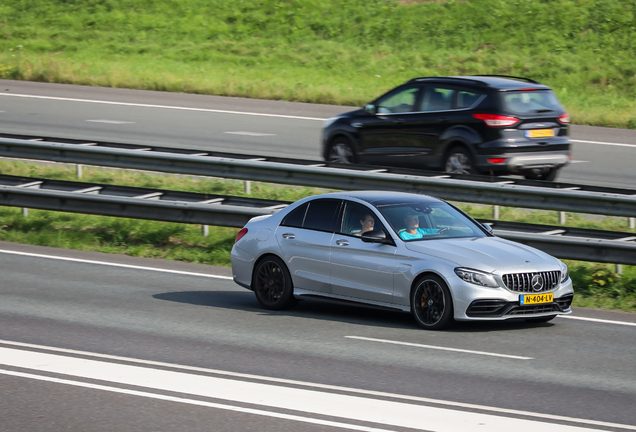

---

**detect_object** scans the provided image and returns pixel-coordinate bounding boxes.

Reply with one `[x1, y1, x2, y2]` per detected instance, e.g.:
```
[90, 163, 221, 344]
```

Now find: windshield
[376, 202, 488, 242]
[502, 90, 563, 115]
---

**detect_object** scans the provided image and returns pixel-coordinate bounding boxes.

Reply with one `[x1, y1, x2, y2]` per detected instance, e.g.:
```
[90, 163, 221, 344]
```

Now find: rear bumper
[476, 151, 570, 173]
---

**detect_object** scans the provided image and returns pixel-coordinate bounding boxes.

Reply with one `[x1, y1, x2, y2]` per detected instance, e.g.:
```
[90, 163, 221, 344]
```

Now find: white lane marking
[559, 315, 636, 327]
[345, 336, 532, 360]
[571, 139, 636, 148]
[0, 369, 394, 432]
[569, 160, 590, 164]
[0, 249, 233, 280]
[0, 347, 613, 432]
[0, 93, 324, 121]
[86, 119, 135, 124]
[0, 339, 632, 431]
[224, 131, 276, 137]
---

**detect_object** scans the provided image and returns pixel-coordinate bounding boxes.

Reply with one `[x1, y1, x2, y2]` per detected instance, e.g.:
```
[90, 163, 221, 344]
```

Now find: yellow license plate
[520, 292, 554, 305]
[526, 129, 555, 138]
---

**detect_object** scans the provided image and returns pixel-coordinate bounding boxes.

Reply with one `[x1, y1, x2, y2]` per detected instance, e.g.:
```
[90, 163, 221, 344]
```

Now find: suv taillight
[235, 228, 248, 243]
[472, 113, 520, 127]
[558, 112, 570, 124]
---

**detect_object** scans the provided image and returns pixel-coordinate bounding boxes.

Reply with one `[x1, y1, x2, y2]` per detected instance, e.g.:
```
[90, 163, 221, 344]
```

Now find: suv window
[419, 87, 455, 111]
[502, 90, 563, 115]
[376, 86, 420, 114]
[457, 90, 481, 109]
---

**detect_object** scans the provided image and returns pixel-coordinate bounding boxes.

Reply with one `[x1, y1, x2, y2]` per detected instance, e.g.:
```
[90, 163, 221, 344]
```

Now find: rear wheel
[524, 167, 559, 182]
[327, 138, 357, 164]
[411, 275, 454, 330]
[252, 256, 296, 310]
[444, 147, 475, 175]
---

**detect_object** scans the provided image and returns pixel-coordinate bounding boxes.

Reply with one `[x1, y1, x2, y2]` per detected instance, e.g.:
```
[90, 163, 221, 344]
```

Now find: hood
[404, 236, 559, 273]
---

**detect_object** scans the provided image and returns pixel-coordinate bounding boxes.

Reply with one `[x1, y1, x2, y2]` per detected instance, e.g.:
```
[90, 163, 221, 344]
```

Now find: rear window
[502, 90, 563, 115]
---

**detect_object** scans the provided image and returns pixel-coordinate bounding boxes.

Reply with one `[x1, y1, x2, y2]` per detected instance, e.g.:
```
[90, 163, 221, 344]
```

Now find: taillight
[235, 228, 248, 243]
[487, 158, 507, 164]
[472, 113, 520, 127]
[558, 112, 570, 124]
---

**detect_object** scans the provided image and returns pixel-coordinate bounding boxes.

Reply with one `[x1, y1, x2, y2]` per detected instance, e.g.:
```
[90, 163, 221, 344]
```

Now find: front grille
[506, 304, 558, 315]
[502, 271, 560, 293]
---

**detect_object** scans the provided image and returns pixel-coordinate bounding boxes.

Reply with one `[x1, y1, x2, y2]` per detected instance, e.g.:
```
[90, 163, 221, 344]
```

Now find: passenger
[358, 214, 375, 236]
[399, 213, 448, 240]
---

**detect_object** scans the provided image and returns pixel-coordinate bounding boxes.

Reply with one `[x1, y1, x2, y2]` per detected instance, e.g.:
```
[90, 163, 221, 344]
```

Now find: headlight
[323, 116, 340, 128]
[559, 260, 569, 283]
[455, 268, 499, 288]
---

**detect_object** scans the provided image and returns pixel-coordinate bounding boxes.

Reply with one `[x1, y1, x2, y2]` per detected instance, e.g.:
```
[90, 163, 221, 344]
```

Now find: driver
[399, 213, 448, 240]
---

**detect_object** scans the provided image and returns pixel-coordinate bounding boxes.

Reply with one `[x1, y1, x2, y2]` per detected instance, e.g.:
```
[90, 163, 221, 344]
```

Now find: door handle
[336, 239, 350, 246]
[282, 233, 295, 239]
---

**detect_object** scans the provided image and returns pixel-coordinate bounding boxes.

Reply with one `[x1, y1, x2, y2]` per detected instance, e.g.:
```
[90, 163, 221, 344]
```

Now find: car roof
[321, 190, 442, 206]
[406, 75, 552, 91]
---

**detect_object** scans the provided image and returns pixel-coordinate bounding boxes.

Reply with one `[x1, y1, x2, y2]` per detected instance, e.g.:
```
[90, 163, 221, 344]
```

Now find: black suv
[322, 75, 570, 181]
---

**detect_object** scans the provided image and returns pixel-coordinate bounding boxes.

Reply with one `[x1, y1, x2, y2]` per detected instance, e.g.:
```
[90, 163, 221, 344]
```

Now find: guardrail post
[22, 208, 28, 217]
[559, 211, 566, 225]
[245, 180, 251, 195]
[202, 224, 209, 237]
[616, 264, 623, 275]
[630, 217, 635, 230]
[493, 205, 500, 220]
[77, 164, 83, 179]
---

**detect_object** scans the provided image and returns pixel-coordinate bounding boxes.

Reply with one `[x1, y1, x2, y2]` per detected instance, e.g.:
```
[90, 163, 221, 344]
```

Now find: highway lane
[1, 79, 636, 188]
[1, 242, 635, 431]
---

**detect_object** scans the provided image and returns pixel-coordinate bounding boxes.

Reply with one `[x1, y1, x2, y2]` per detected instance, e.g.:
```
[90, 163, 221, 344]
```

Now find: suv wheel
[524, 167, 559, 182]
[327, 138, 357, 164]
[444, 147, 475, 175]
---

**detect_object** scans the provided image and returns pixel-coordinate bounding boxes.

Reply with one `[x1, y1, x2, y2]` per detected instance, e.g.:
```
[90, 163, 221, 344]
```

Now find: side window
[457, 90, 480, 109]
[302, 199, 341, 232]
[281, 202, 308, 228]
[340, 202, 380, 236]
[376, 86, 420, 114]
[419, 87, 455, 111]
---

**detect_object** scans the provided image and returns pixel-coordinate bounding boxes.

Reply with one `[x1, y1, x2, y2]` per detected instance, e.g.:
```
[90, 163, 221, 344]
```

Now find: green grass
[1, 0, 636, 128]
[1, 159, 635, 312]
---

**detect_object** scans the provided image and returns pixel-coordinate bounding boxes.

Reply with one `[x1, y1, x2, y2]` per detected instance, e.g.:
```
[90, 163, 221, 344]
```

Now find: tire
[252, 256, 296, 310]
[411, 275, 454, 330]
[526, 315, 557, 323]
[327, 138, 357, 164]
[524, 167, 559, 182]
[444, 147, 475, 175]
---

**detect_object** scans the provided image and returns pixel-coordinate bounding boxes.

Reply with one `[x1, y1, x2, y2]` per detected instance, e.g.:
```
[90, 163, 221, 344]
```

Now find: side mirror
[481, 223, 494, 234]
[361, 229, 393, 245]
[364, 103, 377, 115]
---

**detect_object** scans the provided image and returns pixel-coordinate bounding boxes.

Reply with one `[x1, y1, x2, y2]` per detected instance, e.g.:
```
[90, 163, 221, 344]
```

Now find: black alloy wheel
[411, 275, 454, 330]
[327, 138, 357, 164]
[444, 147, 475, 175]
[253, 256, 296, 310]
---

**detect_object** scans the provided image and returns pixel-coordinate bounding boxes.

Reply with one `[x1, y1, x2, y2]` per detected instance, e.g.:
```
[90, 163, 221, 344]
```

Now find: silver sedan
[231, 191, 573, 329]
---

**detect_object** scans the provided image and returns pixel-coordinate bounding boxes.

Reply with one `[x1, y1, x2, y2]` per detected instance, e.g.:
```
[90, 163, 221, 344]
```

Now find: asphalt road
[1, 79, 636, 189]
[1, 242, 636, 431]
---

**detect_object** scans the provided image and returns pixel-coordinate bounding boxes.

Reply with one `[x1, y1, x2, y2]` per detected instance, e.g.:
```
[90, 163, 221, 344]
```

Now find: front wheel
[411, 275, 454, 330]
[444, 147, 475, 175]
[252, 256, 296, 310]
[327, 138, 357, 164]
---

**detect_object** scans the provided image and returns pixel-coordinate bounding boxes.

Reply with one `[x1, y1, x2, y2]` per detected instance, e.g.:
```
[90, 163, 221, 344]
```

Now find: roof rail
[471, 75, 540, 84]
[406, 76, 488, 86]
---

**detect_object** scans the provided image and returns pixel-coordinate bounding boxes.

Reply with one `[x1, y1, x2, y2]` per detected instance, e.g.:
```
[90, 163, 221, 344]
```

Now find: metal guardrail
[1, 134, 636, 218]
[1, 174, 635, 265]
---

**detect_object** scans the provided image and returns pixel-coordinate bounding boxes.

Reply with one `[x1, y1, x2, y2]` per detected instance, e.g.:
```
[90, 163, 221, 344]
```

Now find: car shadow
[153, 290, 555, 332]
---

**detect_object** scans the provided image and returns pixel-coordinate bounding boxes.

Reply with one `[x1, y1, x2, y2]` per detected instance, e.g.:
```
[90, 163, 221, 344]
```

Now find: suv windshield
[376, 202, 487, 241]
[501, 90, 563, 115]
